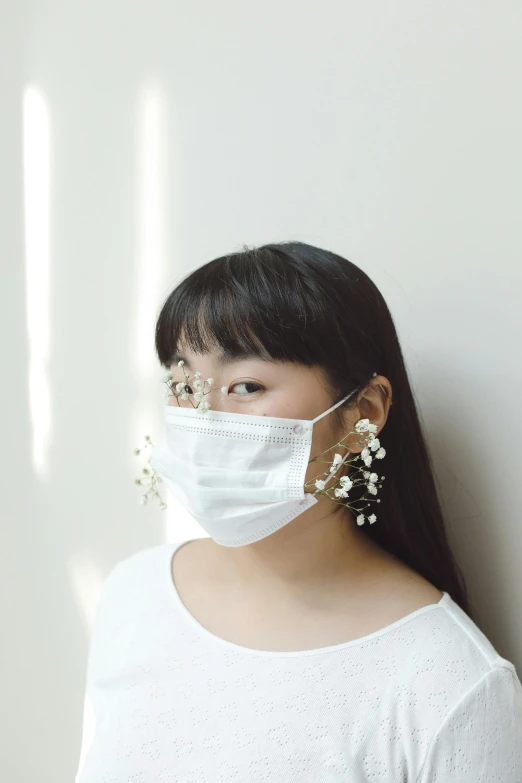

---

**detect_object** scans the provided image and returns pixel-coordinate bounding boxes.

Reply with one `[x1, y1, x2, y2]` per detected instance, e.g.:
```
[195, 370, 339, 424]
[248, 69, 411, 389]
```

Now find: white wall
[2, 2, 521, 780]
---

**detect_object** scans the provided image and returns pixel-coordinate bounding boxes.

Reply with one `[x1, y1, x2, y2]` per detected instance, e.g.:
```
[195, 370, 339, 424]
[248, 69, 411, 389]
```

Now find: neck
[209, 497, 389, 598]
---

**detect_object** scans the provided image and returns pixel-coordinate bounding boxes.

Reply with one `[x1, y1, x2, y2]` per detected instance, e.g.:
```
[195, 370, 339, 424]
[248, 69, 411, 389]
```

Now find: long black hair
[155, 241, 473, 619]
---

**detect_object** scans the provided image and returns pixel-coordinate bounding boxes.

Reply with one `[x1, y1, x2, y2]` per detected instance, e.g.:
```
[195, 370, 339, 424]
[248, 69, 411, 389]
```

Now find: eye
[230, 381, 264, 395]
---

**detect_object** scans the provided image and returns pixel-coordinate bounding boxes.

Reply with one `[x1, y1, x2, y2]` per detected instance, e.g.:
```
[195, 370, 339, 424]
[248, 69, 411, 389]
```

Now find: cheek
[312, 420, 343, 456]
[305, 430, 334, 481]
[305, 424, 352, 484]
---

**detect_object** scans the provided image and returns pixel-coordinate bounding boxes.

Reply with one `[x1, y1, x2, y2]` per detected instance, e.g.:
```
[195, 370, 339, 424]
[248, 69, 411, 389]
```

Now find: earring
[306, 416, 386, 526]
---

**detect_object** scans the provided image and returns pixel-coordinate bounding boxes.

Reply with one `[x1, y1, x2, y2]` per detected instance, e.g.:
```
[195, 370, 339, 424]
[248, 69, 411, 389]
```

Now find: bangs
[155, 245, 340, 371]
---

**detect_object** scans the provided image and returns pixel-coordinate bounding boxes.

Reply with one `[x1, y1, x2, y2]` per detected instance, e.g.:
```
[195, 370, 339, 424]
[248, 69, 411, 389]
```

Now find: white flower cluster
[306, 417, 386, 526]
[162, 359, 229, 412]
[134, 435, 167, 510]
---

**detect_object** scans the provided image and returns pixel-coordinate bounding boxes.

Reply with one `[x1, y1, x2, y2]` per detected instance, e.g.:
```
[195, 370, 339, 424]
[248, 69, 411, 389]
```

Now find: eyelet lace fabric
[75, 541, 522, 782]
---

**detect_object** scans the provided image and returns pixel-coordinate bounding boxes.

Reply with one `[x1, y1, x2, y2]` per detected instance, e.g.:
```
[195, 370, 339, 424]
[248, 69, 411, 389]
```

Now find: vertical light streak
[131, 82, 182, 540]
[22, 85, 52, 478]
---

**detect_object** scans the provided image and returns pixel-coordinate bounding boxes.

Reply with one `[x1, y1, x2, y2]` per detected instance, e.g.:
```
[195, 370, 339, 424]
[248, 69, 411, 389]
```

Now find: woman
[76, 241, 522, 781]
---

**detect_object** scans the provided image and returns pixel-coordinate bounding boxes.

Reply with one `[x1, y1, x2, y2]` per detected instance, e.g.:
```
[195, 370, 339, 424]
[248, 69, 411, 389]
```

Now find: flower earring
[304, 416, 386, 526]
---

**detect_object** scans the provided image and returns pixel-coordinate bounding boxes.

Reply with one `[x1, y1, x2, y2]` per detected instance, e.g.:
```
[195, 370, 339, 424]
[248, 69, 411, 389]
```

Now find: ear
[348, 377, 392, 452]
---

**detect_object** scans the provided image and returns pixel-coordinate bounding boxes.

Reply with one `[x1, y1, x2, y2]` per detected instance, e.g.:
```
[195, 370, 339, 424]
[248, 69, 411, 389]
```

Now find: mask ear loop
[310, 371, 378, 425]
[310, 372, 379, 490]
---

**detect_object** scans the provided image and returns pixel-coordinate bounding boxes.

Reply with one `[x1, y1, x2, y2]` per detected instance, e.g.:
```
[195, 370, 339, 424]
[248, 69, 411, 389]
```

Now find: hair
[155, 240, 473, 619]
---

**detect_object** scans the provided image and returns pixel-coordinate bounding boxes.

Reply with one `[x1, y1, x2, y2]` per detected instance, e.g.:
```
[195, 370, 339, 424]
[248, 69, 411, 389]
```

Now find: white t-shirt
[75, 539, 522, 782]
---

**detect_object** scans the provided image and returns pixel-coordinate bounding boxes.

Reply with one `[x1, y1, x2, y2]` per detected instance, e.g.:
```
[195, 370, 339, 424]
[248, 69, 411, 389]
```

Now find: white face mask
[149, 389, 357, 547]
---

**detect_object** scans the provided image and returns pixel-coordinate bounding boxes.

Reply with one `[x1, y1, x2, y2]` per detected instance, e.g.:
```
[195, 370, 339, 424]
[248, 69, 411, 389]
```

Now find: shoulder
[90, 541, 185, 631]
[391, 588, 522, 774]
[105, 538, 198, 587]
[416, 663, 522, 781]
[371, 559, 507, 673]
[433, 590, 516, 671]
[396, 586, 518, 687]
[107, 542, 173, 584]
[381, 585, 522, 778]
[84, 540, 186, 671]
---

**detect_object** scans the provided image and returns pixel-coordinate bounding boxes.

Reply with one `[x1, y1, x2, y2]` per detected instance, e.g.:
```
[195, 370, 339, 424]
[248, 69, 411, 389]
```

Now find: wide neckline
[165, 538, 451, 658]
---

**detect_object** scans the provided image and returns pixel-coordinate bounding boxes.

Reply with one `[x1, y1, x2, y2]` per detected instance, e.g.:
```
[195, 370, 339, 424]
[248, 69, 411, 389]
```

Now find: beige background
[2, 2, 521, 781]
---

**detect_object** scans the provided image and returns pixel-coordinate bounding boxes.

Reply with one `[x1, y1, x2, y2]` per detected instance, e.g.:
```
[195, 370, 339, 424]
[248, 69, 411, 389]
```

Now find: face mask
[149, 389, 357, 547]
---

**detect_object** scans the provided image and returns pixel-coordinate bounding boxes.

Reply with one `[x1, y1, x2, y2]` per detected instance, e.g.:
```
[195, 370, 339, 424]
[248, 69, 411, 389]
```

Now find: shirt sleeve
[416, 664, 522, 782]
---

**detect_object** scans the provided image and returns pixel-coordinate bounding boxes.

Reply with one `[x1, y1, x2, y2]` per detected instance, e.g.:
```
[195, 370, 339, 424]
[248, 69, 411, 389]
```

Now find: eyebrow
[169, 350, 270, 371]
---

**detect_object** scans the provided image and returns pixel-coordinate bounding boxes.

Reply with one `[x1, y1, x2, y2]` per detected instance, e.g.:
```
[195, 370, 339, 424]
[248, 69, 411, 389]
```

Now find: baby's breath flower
[220, 386, 228, 395]
[193, 371, 202, 378]
[304, 415, 386, 526]
[134, 435, 167, 510]
[206, 378, 214, 386]
[177, 360, 184, 367]
[355, 418, 370, 433]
